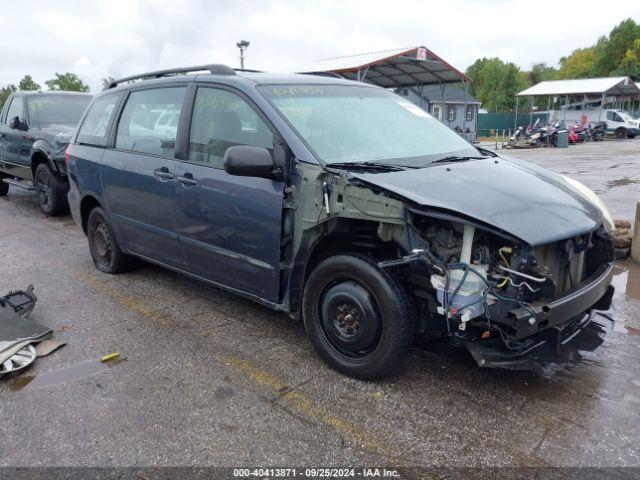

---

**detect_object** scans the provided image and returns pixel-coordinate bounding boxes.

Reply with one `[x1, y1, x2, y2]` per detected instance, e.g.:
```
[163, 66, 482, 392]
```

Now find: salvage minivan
[67, 65, 615, 379]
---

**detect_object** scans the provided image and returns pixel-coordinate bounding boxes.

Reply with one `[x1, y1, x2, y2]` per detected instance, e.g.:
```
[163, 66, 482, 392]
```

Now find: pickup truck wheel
[87, 207, 134, 274]
[628, 131, 637, 139]
[35, 163, 68, 216]
[0, 181, 8, 196]
[615, 127, 627, 139]
[303, 254, 413, 379]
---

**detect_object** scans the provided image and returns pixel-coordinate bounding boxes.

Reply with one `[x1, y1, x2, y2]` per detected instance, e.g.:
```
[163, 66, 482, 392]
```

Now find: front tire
[615, 128, 627, 139]
[627, 131, 637, 139]
[35, 162, 68, 216]
[302, 254, 413, 380]
[87, 207, 134, 274]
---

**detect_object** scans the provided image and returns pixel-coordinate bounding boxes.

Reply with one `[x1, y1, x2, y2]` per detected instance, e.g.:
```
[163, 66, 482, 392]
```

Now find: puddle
[6, 357, 125, 391]
[605, 177, 640, 189]
[611, 259, 640, 300]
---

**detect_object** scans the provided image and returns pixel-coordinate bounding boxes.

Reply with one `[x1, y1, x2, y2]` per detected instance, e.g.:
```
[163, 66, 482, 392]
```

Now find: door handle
[176, 173, 198, 186]
[153, 167, 175, 181]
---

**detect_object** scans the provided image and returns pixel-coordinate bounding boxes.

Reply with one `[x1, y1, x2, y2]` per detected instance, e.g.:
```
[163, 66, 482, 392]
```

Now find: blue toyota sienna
[67, 64, 616, 379]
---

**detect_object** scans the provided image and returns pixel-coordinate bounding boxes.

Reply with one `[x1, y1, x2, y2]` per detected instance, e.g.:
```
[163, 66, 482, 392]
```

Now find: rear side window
[5, 97, 24, 126]
[115, 87, 186, 158]
[188, 88, 273, 167]
[77, 93, 123, 146]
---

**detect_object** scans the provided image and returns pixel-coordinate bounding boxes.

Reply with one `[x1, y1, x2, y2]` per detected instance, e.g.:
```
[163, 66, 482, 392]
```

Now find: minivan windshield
[27, 95, 92, 128]
[259, 84, 480, 166]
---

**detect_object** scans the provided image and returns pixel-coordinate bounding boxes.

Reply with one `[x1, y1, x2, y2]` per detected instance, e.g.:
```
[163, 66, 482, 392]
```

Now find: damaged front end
[387, 210, 615, 369]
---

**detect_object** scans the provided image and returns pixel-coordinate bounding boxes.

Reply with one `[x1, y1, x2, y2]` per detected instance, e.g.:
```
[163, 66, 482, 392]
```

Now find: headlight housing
[563, 176, 614, 232]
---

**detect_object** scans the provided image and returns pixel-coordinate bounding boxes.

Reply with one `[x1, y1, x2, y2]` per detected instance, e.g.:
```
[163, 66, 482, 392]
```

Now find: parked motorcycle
[588, 121, 607, 141]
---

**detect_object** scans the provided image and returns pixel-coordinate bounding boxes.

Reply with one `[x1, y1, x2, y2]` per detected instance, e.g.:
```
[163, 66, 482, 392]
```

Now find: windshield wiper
[430, 155, 488, 165]
[326, 161, 408, 172]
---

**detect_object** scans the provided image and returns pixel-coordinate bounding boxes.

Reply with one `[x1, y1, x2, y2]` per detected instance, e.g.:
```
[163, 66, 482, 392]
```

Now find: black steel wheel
[615, 128, 627, 139]
[319, 280, 382, 359]
[34, 162, 68, 216]
[303, 254, 413, 379]
[87, 207, 134, 274]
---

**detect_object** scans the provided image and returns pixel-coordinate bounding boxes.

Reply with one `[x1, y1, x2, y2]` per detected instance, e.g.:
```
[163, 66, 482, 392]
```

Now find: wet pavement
[1, 139, 640, 469]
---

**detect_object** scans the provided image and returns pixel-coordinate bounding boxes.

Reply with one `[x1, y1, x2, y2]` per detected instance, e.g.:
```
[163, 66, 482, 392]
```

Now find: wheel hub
[92, 221, 112, 264]
[319, 280, 381, 358]
[336, 304, 361, 335]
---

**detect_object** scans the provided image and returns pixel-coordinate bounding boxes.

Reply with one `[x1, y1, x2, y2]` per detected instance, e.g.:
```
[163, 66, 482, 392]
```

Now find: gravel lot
[1, 139, 639, 471]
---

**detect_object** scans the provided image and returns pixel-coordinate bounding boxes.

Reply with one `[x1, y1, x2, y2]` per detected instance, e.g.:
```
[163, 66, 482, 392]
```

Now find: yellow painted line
[78, 271, 389, 458]
[77, 272, 172, 327]
[222, 355, 388, 456]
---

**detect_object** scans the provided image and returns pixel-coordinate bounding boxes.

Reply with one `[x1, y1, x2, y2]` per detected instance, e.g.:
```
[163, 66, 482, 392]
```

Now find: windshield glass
[259, 84, 479, 165]
[27, 95, 92, 128]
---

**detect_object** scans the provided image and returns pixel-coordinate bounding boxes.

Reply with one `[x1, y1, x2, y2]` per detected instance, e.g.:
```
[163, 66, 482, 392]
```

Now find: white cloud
[1, 0, 638, 92]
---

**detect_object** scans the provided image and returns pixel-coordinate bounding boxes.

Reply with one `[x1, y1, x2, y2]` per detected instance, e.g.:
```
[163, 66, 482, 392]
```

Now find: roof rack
[106, 64, 236, 89]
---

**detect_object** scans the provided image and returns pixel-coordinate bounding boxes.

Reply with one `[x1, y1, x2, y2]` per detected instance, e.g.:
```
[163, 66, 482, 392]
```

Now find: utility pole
[236, 40, 250, 70]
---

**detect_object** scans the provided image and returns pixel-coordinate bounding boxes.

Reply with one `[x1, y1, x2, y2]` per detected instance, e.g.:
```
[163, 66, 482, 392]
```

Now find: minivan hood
[349, 155, 603, 246]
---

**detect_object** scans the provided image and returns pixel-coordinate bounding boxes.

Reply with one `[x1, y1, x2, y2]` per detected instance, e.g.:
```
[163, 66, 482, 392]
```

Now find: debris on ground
[100, 352, 120, 363]
[35, 339, 67, 358]
[613, 219, 633, 259]
[1, 284, 37, 317]
[0, 286, 64, 378]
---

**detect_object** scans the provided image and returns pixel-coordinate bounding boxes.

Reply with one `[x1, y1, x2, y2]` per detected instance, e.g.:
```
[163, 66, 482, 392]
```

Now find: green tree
[44, 73, 90, 92]
[527, 62, 557, 84]
[593, 19, 640, 76]
[18, 75, 40, 91]
[558, 47, 596, 79]
[0, 84, 17, 108]
[101, 76, 116, 90]
[465, 57, 526, 112]
[617, 38, 640, 79]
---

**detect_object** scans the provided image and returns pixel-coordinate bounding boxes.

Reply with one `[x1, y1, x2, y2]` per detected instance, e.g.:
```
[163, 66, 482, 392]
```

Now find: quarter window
[77, 93, 123, 146]
[188, 88, 273, 167]
[116, 87, 186, 158]
[5, 97, 24, 126]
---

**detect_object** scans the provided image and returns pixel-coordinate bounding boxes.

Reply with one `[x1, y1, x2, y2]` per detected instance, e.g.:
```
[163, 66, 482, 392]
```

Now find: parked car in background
[67, 65, 615, 379]
[0, 91, 93, 214]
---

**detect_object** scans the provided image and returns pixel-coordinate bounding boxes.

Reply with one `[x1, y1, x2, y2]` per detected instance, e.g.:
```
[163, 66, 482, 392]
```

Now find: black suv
[67, 65, 615, 379]
[0, 91, 92, 214]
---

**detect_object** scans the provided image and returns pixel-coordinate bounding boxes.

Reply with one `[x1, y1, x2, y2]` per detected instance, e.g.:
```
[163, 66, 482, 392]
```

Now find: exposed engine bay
[377, 213, 615, 366]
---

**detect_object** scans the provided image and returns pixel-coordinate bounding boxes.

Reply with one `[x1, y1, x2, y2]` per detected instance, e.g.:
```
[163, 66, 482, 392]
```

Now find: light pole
[236, 40, 250, 70]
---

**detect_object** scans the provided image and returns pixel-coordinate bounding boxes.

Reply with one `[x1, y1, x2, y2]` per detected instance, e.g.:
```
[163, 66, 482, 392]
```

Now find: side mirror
[9, 116, 26, 131]
[224, 145, 274, 178]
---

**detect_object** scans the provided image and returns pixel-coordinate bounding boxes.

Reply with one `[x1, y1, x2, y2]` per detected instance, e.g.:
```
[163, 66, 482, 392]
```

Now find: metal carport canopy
[516, 77, 640, 97]
[299, 46, 470, 87]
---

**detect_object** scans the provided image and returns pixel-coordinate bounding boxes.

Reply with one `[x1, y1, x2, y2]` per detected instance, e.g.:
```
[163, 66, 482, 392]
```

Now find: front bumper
[464, 261, 615, 370]
[465, 309, 614, 370]
[508, 263, 614, 340]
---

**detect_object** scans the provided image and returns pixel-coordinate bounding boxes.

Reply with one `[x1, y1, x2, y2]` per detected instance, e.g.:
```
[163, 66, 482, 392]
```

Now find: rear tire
[87, 206, 135, 274]
[615, 128, 627, 139]
[35, 162, 69, 216]
[0, 181, 8, 197]
[302, 254, 413, 380]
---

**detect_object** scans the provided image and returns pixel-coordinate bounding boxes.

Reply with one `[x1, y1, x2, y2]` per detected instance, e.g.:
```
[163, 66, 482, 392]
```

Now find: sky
[2, 0, 640, 92]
